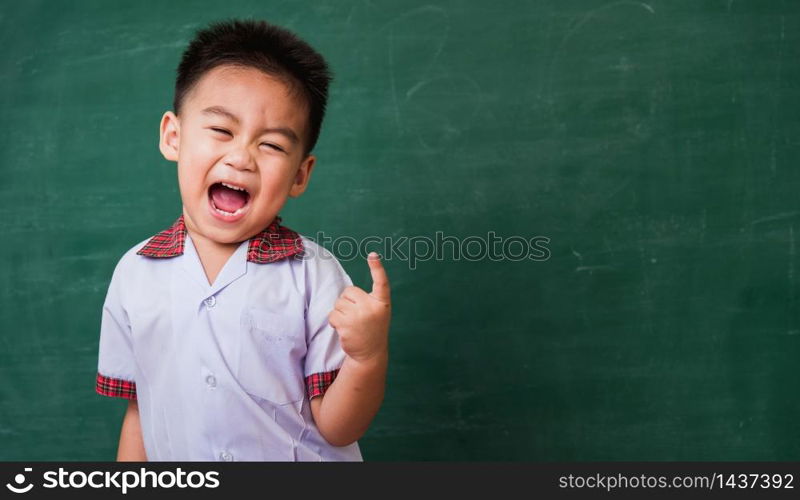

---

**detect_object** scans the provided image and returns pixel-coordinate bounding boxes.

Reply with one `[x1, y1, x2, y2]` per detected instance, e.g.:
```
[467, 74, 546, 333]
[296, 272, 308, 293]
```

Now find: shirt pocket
[237, 308, 306, 405]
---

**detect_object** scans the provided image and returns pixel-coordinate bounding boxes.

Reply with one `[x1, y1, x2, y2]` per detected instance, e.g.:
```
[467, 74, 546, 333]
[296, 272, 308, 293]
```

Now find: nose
[223, 141, 256, 171]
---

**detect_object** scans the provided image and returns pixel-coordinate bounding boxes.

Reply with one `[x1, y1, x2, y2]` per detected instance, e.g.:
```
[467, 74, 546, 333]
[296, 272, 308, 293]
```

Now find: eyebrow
[201, 105, 300, 145]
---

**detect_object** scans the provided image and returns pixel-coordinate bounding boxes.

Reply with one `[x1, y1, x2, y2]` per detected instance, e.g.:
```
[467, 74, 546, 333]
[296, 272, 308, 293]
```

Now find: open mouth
[208, 182, 251, 218]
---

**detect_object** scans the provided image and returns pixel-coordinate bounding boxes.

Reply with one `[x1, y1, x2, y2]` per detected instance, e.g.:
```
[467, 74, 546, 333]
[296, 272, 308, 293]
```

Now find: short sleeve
[303, 243, 353, 399]
[96, 258, 138, 400]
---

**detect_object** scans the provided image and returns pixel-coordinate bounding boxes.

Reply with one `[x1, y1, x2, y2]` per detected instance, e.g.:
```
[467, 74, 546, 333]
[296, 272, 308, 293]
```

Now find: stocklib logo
[6, 467, 34, 494]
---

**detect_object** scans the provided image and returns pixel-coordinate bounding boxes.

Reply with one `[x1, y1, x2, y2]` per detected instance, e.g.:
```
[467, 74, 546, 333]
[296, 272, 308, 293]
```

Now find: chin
[206, 225, 252, 245]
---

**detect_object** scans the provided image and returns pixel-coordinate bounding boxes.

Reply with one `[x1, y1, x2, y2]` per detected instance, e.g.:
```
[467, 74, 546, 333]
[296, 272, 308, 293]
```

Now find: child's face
[159, 64, 314, 246]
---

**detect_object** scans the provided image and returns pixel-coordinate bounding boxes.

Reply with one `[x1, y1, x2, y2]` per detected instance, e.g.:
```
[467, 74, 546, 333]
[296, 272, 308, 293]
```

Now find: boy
[95, 19, 391, 461]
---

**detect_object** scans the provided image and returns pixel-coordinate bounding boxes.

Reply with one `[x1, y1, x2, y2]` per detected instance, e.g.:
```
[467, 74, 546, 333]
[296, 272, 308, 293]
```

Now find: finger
[335, 297, 355, 313]
[342, 286, 367, 303]
[367, 252, 391, 302]
[339, 286, 363, 304]
[328, 309, 343, 328]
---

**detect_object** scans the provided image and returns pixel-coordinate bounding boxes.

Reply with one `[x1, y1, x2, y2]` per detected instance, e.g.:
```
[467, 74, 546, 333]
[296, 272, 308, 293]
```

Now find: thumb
[367, 252, 391, 303]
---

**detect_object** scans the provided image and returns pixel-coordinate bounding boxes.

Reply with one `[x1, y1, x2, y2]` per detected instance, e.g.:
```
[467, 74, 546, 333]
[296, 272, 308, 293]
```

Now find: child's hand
[328, 252, 391, 365]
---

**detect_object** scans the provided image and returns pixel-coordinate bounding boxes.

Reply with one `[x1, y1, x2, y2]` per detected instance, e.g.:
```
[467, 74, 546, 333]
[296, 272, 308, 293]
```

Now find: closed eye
[261, 142, 285, 153]
[210, 127, 231, 136]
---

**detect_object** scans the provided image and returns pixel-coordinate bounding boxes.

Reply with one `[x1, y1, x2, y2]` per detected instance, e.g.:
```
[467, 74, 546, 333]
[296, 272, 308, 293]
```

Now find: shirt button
[204, 295, 216, 308]
[220, 451, 233, 462]
[205, 375, 216, 388]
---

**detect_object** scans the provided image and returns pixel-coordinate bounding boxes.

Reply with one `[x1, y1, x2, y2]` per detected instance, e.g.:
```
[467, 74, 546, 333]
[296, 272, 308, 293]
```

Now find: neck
[183, 214, 243, 286]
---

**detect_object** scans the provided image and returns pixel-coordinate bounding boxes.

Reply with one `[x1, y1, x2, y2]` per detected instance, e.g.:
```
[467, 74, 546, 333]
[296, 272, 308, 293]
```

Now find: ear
[288, 154, 316, 198]
[159, 111, 180, 162]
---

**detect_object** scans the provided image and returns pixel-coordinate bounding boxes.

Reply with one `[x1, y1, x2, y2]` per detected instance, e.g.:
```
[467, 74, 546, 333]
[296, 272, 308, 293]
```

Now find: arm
[311, 253, 391, 446]
[117, 400, 147, 461]
[310, 352, 387, 446]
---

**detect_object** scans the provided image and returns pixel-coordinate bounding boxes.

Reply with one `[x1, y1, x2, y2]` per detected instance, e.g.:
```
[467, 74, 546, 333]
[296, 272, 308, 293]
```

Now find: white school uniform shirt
[95, 215, 362, 461]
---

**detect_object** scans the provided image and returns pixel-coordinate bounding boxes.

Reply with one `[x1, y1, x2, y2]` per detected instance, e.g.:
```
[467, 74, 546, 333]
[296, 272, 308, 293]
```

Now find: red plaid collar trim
[136, 215, 304, 263]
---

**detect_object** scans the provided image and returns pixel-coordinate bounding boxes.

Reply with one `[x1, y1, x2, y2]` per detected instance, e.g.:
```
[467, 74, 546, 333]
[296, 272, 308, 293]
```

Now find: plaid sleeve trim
[96, 373, 137, 400]
[305, 369, 340, 400]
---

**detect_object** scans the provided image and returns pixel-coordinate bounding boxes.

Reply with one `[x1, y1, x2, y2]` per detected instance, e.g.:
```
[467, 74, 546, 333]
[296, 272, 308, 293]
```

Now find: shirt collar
[136, 215, 304, 263]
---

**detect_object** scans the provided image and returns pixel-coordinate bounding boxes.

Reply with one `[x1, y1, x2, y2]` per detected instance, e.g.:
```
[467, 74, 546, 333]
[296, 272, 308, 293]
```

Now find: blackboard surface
[1, 0, 798, 460]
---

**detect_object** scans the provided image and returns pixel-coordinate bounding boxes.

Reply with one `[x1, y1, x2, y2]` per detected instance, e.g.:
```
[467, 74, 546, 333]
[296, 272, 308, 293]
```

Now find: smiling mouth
[208, 182, 251, 217]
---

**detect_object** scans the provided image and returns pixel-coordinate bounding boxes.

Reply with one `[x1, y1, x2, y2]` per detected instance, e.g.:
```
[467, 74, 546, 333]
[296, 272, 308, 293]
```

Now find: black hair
[174, 19, 332, 154]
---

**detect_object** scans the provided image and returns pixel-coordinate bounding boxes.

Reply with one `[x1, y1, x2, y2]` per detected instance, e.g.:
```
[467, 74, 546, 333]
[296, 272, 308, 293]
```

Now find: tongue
[210, 184, 248, 213]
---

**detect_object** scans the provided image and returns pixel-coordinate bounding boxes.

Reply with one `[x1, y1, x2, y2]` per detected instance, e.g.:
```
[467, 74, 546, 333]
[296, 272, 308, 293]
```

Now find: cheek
[177, 141, 215, 193]
[176, 163, 206, 200]
[179, 133, 216, 166]
[261, 168, 296, 191]
[251, 175, 292, 209]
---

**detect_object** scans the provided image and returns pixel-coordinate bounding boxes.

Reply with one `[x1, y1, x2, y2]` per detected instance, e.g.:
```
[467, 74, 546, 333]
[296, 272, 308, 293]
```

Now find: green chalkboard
[1, 0, 798, 460]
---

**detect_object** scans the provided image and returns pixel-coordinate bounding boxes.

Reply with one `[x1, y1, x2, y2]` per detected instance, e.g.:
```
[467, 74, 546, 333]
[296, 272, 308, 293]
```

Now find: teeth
[210, 199, 244, 217]
[214, 207, 243, 216]
[221, 182, 246, 192]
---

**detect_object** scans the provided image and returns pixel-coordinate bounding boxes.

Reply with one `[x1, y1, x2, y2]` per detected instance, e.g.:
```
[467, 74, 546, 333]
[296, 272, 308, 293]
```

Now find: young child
[95, 19, 391, 461]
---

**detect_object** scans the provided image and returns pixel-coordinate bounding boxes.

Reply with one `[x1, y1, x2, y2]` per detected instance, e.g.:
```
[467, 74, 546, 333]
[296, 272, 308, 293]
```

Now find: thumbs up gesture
[328, 252, 391, 364]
